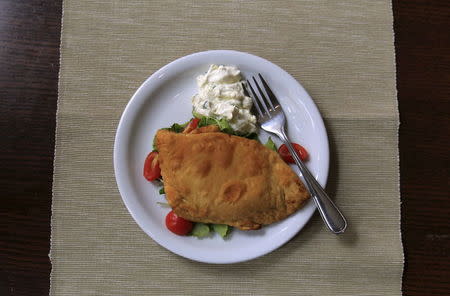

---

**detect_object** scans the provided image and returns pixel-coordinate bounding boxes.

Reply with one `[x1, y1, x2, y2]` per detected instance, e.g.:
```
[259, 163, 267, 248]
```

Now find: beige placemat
[51, 1, 403, 295]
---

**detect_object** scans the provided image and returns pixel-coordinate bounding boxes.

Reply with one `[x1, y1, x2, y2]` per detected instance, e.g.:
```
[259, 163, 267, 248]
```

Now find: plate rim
[114, 50, 329, 264]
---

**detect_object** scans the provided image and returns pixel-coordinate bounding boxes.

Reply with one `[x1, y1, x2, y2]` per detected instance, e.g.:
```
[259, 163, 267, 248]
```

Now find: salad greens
[163, 121, 189, 133]
[191, 223, 210, 238]
[212, 224, 230, 238]
[197, 116, 234, 134]
[264, 137, 277, 151]
[191, 222, 231, 238]
[194, 113, 258, 140]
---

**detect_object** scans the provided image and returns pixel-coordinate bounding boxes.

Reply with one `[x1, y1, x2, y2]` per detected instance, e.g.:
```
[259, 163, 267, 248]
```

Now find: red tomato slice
[143, 151, 161, 181]
[182, 118, 200, 134]
[165, 210, 193, 235]
[278, 143, 309, 163]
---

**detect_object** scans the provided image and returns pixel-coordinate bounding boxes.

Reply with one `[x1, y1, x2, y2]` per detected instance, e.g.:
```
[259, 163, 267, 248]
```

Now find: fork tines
[245, 74, 281, 118]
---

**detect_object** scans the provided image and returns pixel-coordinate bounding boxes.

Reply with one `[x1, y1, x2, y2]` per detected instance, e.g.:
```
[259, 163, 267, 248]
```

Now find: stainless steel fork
[245, 74, 347, 234]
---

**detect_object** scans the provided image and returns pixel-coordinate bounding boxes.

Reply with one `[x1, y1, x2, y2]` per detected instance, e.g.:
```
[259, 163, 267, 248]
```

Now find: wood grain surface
[1, 0, 61, 295]
[0, 0, 449, 295]
[393, 1, 450, 295]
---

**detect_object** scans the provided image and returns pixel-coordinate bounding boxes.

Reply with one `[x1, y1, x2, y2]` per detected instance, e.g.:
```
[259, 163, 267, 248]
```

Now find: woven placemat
[51, 1, 402, 295]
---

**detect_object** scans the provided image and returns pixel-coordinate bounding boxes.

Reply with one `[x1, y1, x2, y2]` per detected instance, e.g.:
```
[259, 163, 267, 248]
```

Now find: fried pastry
[155, 128, 309, 230]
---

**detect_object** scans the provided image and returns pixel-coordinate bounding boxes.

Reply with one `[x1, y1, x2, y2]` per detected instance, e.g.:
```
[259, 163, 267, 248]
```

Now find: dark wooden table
[1, 0, 449, 295]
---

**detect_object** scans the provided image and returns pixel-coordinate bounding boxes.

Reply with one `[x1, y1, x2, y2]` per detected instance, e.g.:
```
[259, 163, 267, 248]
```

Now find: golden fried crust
[155, 129, 310, 230]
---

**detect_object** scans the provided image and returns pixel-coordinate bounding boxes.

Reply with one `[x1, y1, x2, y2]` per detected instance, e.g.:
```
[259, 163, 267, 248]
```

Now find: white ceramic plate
[114, 50, 329, 264]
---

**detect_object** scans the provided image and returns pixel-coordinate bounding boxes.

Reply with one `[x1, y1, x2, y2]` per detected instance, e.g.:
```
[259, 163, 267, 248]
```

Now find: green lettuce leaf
[245, 133, 259, 142]
[264, 137, 277, 151]
[197, 116, 234, 134]
[191, 223, 210, 238]
[159, 187, 165, 194]
[194, 113, 259, 140]
[212, 224, 230, 238]
[163, 122, 189, 133]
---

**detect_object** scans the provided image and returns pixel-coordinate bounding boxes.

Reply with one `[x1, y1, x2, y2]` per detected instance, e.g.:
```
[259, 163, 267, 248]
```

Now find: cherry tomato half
[278, 143, 309, 163]
[182, 118, 200, 134]
[165, 210, 193, 235]
[143, 151, 161, 181]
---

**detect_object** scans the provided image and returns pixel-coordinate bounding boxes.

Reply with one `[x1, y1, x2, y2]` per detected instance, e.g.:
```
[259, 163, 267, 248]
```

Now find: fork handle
[278, 130, 347, 234]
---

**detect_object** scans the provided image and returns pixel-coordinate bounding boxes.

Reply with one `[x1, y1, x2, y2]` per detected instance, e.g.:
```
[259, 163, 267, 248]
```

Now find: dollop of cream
[192, 65, 256, 134]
